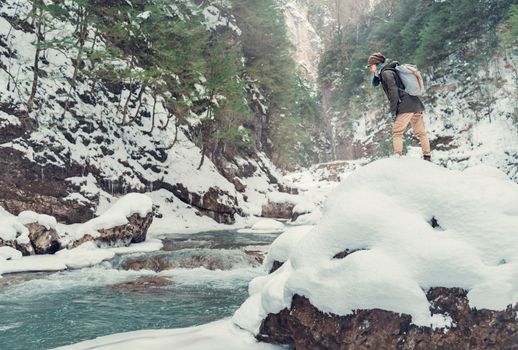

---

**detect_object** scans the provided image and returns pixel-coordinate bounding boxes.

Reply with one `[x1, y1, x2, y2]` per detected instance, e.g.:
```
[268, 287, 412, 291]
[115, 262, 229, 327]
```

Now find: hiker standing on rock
[368, 53, 432, 161]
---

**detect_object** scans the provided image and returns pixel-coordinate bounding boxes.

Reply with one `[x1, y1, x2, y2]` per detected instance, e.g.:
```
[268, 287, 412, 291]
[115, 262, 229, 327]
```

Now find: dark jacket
[379, 60, 425, 115]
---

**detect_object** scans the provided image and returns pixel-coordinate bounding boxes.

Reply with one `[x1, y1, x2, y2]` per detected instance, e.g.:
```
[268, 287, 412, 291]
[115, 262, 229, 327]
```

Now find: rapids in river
[0, 230, 278, 350]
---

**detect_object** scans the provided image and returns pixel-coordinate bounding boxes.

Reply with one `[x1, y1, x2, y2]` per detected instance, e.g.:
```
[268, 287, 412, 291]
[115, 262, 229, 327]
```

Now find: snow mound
[238, 219, 285, 234]
[262, 225, 312, 272]
[233, 157, 518, 334]
[54, 319, 282, 350]
[0, 246, 22, 261]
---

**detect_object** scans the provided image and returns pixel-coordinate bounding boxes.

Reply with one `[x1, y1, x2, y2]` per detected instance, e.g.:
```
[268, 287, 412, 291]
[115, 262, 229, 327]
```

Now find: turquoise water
[0, 231, 278, 350]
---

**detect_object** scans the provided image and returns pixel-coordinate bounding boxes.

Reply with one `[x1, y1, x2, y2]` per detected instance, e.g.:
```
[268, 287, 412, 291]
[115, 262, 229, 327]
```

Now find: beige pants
[392, 112, 431, 155]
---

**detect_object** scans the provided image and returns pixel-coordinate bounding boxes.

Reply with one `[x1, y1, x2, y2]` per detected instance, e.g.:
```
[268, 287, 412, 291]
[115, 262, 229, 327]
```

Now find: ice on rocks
[233, 157, 518, 333]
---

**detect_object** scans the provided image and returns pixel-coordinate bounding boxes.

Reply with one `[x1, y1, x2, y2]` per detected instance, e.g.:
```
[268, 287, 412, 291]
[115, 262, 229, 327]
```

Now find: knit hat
[367, 52, 385, 66]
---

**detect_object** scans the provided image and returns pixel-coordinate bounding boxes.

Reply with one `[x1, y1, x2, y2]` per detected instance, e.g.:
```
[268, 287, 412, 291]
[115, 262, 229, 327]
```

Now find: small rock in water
[243, 250, 265, 264]
[111, 277, 171, 293]
[170, 252, 261, 270]
[120, 255, 173, 272]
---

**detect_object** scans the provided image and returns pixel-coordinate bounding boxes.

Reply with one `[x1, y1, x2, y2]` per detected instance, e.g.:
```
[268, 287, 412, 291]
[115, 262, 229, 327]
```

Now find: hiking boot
[423, 154, 431, 162]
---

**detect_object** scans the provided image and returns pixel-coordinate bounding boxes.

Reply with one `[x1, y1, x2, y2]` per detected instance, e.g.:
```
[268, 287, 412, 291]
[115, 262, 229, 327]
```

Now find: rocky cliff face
[283, 0, 323, 84]
[0, 0, 295, 229]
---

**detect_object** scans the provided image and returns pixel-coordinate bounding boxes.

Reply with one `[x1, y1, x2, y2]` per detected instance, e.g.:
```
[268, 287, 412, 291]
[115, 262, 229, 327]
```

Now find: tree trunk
[197, 142, 206, 170]
[26, 9, 43, 111]
[148, 94, 158, 134]
[131, 84, 146, 123]
[72, 9, 88, 82]
[120, 67, 134, 125]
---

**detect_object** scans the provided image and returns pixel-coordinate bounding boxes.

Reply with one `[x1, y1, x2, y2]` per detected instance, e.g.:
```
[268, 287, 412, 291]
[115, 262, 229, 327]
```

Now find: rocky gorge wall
[0, 0, 297, 231]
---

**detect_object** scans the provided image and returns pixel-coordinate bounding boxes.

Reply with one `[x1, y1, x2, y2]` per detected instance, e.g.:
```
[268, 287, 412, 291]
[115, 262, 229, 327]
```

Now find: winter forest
[0, 0, 516, 349]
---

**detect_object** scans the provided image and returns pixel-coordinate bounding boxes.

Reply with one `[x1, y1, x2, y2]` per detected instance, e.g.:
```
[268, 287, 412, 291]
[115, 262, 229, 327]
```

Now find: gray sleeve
[381, 70, 400, 114]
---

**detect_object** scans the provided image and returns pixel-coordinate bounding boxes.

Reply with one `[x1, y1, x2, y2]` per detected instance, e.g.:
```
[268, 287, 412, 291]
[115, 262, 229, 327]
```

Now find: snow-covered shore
[53, 319, 284, 350]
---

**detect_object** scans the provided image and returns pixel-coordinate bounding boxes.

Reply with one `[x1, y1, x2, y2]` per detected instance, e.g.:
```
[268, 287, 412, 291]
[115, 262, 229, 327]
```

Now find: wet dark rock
[258, 290, 518, 350]
[244, 249, 266, 265]
[27, 222, 61, 254]
[121, 255, 172, 272]
[269, 260, 284, 274]
[111, 276, 171, 293]
[430, 217, 443, 230]
[332, 248, 366, 260]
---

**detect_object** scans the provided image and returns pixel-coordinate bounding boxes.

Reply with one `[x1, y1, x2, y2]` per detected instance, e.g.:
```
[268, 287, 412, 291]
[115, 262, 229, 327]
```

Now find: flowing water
[0, 231, 279, 350]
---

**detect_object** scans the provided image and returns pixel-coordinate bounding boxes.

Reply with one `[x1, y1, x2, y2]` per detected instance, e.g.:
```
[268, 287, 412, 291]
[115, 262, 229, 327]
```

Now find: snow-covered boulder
[261, 192, 315, 220]
[0, 193, 154, 256]
[234, 157, 518, 348]
[66, 193, 154, 248]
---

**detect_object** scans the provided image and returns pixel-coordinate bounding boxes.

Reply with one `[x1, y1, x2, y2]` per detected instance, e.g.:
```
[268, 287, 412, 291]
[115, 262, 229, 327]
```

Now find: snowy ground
[52, 319, 285, 350]
[53, 319, 285, 350]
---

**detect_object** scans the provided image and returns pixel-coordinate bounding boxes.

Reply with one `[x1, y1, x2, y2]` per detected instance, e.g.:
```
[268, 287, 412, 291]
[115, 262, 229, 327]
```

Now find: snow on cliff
[233, 157, 518, 333]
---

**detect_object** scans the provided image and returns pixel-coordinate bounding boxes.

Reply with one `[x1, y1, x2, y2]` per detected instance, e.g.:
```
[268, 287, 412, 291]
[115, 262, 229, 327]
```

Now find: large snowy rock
[0, 193, 154, 256]
[67, 193, 154, 248]
[233, 157, 518, 348]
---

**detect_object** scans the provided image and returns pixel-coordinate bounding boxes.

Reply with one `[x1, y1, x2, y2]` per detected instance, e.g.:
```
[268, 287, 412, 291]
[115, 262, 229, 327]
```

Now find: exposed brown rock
[121, 255, 172, 272]
[70, 234, 95, 248]
[315, 161, 349, 182]
[111, 276, 171, 293]
[27, 222, 61, 254]
[170, 252, 261, 270]
[262, 200, 295, 219]
[232, 177, 247, 192]
[152, 181, 240, 224]
[0, 238, 35, 256]
[0, 148, 94, 224]
[72, 212, 154, 248]
[128, 212, 153, 244]
[258, 290, 518, 350]
[244, 249, 266, 265]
